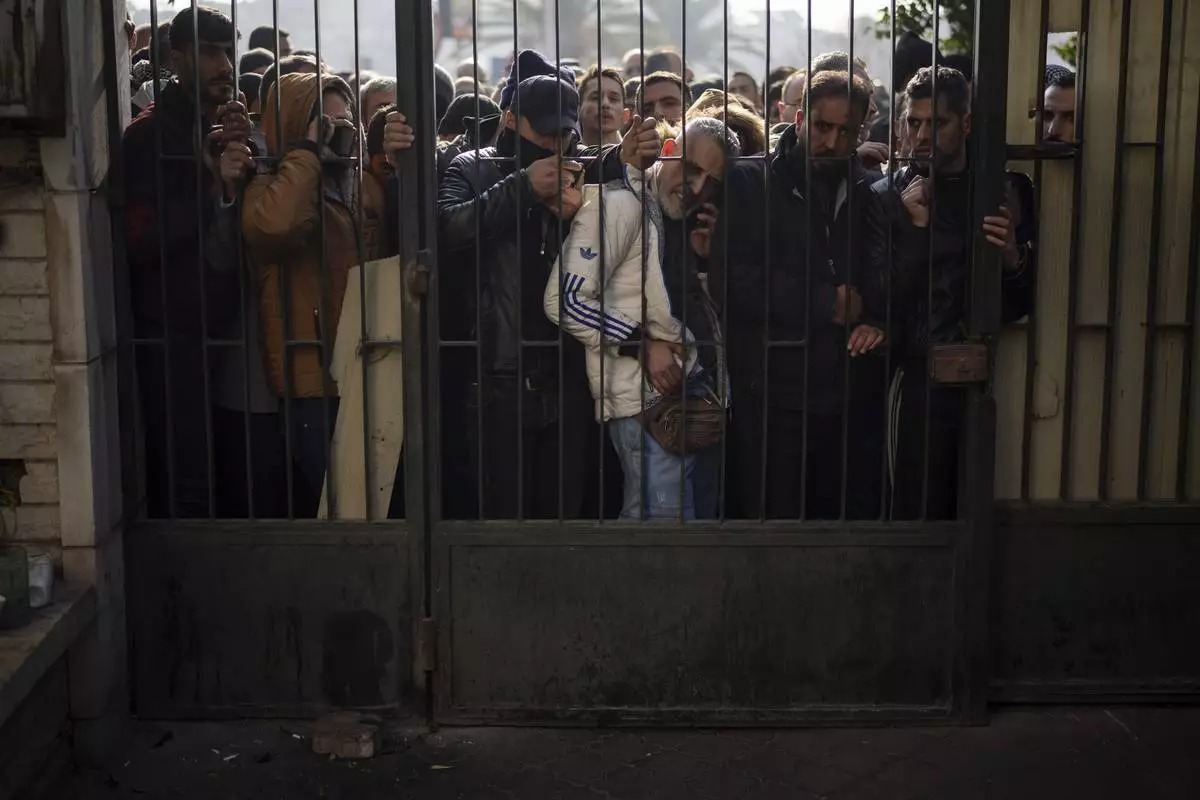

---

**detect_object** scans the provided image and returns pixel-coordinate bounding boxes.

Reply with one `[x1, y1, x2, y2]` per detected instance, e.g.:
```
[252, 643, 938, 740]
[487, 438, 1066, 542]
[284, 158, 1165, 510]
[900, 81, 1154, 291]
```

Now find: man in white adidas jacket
[546, 118, 740, 519]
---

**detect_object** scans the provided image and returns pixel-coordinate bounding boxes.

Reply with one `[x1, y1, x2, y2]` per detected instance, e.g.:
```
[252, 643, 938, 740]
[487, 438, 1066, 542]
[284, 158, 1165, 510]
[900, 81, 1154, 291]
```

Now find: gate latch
[407, 249, 432, 300]
[929, 342, 989, 384]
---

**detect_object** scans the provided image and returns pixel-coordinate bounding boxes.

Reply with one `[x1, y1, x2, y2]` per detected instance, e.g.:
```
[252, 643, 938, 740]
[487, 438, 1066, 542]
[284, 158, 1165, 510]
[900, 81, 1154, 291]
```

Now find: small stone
[311, 713, 380, 760]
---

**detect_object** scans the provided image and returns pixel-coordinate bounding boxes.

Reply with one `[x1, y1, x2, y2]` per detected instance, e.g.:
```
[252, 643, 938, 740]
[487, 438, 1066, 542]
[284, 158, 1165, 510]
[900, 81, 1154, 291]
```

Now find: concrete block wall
[1, 0, 131, 767]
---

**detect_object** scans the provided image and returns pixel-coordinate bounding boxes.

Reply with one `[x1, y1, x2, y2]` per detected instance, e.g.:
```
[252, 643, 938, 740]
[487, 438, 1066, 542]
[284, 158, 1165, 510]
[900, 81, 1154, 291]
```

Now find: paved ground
[63, 707, 1200, 799]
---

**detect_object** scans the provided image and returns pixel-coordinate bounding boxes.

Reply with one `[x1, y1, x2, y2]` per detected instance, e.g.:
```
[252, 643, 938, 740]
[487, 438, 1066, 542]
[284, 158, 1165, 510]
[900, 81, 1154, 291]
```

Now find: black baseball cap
[513, 74, 579, 136]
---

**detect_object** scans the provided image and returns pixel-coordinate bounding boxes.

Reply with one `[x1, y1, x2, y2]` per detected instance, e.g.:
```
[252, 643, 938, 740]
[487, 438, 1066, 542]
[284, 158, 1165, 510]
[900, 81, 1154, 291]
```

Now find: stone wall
[0, 0, 130, 766]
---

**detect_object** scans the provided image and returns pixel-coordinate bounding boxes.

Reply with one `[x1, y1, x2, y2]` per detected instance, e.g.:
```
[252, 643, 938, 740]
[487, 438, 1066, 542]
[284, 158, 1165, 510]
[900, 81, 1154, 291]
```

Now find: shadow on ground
[63, 707, 1200, 799]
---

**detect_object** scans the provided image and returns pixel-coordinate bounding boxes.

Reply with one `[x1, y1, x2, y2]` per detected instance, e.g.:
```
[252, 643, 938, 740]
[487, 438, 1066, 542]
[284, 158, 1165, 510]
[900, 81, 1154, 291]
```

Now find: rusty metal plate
[929, 343, 990, 384]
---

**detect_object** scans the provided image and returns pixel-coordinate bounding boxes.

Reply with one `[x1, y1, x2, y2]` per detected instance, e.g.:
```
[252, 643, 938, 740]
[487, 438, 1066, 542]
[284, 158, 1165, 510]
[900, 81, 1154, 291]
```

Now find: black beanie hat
[438, 93, 501, 137]
[499, 49, 575, 110]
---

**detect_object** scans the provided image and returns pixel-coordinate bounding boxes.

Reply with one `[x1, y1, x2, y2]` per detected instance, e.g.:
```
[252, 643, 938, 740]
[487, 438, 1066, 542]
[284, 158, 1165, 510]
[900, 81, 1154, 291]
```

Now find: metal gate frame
[393, 0, 1012, 727]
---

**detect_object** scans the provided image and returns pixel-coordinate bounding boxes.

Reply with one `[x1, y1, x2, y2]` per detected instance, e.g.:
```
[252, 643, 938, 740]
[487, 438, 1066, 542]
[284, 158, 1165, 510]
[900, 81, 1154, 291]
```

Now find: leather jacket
[436, 142, 624, 376]
[710, 125, 880, 413]
[864, 165, 1035, 362]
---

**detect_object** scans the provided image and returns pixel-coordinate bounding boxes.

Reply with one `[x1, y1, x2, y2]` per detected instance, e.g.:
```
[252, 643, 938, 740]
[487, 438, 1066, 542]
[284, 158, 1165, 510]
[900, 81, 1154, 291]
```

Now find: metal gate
[117, 0, 1023, 725]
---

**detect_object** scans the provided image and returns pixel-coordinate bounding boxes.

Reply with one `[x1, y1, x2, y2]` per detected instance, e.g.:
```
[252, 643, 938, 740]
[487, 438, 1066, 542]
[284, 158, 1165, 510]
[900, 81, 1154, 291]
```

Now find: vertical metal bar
[594, 0, 606, 523]
[921, 3, 941, 522]
[100, 0, 139, 521]
[638, 0, 649, 521]
[1136, 0, 1175, 500]
[800, 0, 813, 521]
[512, 0, 524, 522]
[188, 1, 217, 519]
[1098, 0, 1133, 501]
[717, 0, 731, 523]
[1058, 0, 1091, 499]
[839, 0, 857, 521]
[1177, 94, 1200, 500]
[227, 0, 257, 520]
[881, 0, 896, 521]
[353, 0, 373, 518]
[313, 0, 338, 518]
[757, 0, 773, 522]
[555, 0, 564, 523]
[1019, 0, 1052, 501]
[679, 1, 689, 523]
[471, 0, 485, 519]
[271, 0, 297, 519]
[147, 0, 178, 518]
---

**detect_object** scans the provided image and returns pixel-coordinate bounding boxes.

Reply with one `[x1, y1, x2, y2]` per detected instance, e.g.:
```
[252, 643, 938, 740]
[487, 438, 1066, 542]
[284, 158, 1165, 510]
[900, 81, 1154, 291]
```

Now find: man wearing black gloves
[436, 50, 660, 519]
[712, 69, 885, 520]
[865, 66, 1035, 520]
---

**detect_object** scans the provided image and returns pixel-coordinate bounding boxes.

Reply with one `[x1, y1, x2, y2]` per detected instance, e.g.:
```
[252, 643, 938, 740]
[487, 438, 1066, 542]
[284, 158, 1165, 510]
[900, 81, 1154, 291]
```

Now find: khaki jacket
[243, 72, 385, 398]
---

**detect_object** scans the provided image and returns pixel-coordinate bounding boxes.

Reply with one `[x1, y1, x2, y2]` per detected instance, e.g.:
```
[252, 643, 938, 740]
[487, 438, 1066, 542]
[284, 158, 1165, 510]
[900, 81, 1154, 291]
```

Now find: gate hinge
[418, 617, 437, 673]
[929, 342, 990, 384]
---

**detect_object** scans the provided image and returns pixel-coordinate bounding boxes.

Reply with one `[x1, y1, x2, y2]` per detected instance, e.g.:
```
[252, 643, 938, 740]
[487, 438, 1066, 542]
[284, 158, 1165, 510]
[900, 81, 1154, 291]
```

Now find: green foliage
[1052, 34, 1078, 68]
[872, 0, 976, 54]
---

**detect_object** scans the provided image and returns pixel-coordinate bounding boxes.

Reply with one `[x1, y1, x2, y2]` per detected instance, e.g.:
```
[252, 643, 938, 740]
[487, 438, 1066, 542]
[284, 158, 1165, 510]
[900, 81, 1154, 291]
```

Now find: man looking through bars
[578, 65, 627, 147]
[1042, 65, 1077, 144]
[713, 68, 885, 520]
[545, 118, 739, 520]
[124, 6, 248, 518]
[637, 71, 691, 126]
[435, 50, 661, 520]
[865, 67, 1035, 520]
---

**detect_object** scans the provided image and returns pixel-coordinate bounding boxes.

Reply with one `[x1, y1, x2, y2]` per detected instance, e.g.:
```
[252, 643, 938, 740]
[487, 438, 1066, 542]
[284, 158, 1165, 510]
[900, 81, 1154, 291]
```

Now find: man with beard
[124, 6, 248, 517]
[1042, 65, 1077, 144]
[578, 65, 626, 146]
[866, 66, 1034, 519]
[711, 69, 885, 520]
[545, 118, 739, 520]
[436, 50, 661, 520]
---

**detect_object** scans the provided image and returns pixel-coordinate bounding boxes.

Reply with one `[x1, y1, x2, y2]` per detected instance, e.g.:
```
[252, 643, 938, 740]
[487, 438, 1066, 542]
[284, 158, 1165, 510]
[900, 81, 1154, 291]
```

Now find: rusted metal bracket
[929, 342, 990, 384]
[418, 617, 437, 673]
[407, 249, 432, 300]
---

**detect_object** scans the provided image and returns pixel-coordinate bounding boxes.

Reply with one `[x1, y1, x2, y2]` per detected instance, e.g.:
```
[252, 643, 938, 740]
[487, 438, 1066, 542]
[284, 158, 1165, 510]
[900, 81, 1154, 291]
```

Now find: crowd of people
[123, 6, 1078, 522]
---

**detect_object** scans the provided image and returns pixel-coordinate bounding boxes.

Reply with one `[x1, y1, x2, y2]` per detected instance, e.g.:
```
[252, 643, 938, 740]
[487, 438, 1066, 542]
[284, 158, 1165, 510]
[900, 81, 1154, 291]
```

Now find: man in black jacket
[124, 6, 249, 517]
[713, 69, 885, 520]
[436, 51, 660, 520]
[865, 66, 1035, 519]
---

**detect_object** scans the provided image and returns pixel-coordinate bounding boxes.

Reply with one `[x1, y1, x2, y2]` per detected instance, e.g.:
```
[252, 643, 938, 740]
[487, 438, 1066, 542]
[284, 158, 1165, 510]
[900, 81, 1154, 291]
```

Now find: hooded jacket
[242, 72, 386, 398]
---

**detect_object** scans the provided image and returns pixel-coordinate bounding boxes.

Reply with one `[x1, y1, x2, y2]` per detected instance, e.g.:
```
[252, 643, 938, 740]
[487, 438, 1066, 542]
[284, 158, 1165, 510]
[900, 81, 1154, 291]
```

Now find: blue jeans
[609, 416, 696, 520]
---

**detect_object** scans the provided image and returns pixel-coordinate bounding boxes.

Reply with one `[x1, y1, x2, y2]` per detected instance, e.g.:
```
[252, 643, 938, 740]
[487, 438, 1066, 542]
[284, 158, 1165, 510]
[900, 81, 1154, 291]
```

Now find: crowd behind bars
[121, 7, 1077, 522]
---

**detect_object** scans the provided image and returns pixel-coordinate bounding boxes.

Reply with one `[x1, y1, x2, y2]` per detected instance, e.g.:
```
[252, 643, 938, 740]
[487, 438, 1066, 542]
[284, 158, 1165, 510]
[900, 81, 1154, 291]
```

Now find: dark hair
[905, 66, 971, 117]
[239, 48, 275, 74]
[730, 71, 758, 92]
[809, 51, 871, 83]
[623, 77, 641, 108]
[578, 65, 625, 102]
[802, 71, 872, 118]
[259, 54, 319, 109]
[636, 71, 692, 110]
[942, 54, 974, 82]
[248, 25, 289, 53]
[239, 73, 261, 107]
[645, 47, 683, 75]
[168, 6, 234, 52]
[767, 79, 785, 107]
[366, 103, 396, 158]
[434, 64, 455, 123]
[688, 76, 725, 98]
[768, 66, 798, 86]
[1044, 64, 1076, 90]
[894, 31, 941, 93]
